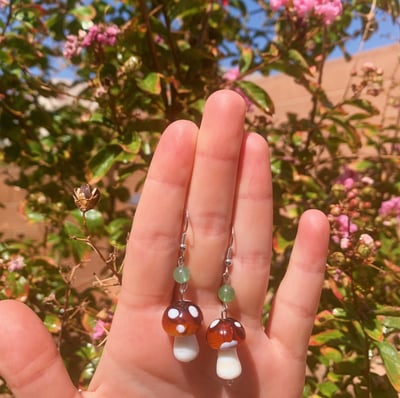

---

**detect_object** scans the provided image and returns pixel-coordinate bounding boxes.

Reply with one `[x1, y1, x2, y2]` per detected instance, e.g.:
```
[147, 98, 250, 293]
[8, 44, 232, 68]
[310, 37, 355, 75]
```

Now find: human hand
[0, 90, 330, 398]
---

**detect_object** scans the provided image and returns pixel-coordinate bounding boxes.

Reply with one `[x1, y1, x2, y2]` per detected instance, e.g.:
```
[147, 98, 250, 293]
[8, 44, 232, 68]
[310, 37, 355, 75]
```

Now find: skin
[0, 90, 330, 398]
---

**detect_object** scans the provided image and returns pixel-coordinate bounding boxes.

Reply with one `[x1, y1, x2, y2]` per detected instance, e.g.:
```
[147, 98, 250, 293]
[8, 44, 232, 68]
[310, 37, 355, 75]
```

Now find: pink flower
[92, 319, 107, 340]
[63, 35, 80, 59]
[270, 0, 288, 11]
[314, 0, 343, 25]
[7, 255, 25, 272]
[271, 0, 342, 25]
[223, 66, 240, 81]
[359, 233, 375, 247]
[81, 24, 120, 48]
[332, 214, 358, 245]
[293, 0, 316, 18]
[336, 167, 359, 190]
[379, 196, 400, 223]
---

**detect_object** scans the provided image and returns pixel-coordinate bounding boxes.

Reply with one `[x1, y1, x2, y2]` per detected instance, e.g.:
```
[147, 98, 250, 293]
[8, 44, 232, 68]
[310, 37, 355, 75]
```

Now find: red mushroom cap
[162, 300, 203, 337]
[206, 317, 246, 350]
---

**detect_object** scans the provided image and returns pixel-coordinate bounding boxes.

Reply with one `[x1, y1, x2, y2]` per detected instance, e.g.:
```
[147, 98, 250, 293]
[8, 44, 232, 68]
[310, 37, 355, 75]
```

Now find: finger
[0, 300, 79, 398]
[186, 90, 246, 290]
[266, 210, 330, 359]
[120, 120, 198, 307]
[230, 133, 273, 324]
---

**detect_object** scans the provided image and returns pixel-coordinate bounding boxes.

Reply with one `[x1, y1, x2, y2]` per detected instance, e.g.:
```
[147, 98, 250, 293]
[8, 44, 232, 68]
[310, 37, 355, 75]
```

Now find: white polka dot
[188, 305, 199, 318]
[234, 321, 242, 328]
[209, 319, 220, 329]
[168, 308, 179, 319]
[176, 324, 186, 334]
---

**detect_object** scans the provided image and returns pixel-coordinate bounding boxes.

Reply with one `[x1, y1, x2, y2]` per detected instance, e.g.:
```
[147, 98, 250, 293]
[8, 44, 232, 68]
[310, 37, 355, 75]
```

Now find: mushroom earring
[162, 211, 203, 362]
[206, 230, 246, 381]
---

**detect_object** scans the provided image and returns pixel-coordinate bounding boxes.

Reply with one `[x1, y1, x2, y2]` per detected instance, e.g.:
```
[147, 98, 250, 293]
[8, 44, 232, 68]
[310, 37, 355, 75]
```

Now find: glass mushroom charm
[206, 317, 246, 380]
[206, 229, 246, 381]
[162, 212, 204, 362]
[162, 300, 203, 362]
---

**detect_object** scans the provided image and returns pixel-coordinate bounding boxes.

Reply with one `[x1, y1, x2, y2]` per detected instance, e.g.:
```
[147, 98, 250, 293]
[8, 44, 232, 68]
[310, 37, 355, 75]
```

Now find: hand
[0, 90, 330, 398]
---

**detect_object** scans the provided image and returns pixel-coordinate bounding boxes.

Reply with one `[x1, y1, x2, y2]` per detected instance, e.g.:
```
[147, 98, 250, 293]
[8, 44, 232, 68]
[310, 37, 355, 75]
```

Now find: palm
[0, 90, 329, 398]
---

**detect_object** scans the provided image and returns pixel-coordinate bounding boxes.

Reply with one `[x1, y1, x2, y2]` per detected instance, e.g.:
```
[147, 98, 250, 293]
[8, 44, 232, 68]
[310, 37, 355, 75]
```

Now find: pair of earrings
[162, 212, 245, 381]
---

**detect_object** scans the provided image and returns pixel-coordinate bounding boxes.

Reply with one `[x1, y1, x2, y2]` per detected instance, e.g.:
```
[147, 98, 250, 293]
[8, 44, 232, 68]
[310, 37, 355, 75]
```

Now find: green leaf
[342, 98, 379, 116]
[84, 210, 104, 234]
[320, 346, 343, 363]
[71, 5, 96, 21]
[288, 49, 310, 73]
[106, 217, 132, 249]
[239, 46, 253, 73]
[319, 381, 339, 396]
[375, 341, 400, 392]
[137, 72, 162, 95]
[364, 317, 384, 342]
[44, 314, 61, 334]
[88, 144, 122, 184]
[309, 329, 344, 346]
[235, 80, 275, 115]
[381, 316, 400, 330]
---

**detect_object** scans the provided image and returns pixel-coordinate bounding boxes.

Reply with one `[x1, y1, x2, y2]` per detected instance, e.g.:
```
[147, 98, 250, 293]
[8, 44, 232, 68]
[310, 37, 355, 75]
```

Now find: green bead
[218, 284, 235, 303]
[173, 266, 190, 284]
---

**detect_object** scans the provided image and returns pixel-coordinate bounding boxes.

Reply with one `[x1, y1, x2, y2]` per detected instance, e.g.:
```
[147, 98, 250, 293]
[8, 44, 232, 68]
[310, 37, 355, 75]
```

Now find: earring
[162, 211, 203, 362]
[206, 229, 246, 381]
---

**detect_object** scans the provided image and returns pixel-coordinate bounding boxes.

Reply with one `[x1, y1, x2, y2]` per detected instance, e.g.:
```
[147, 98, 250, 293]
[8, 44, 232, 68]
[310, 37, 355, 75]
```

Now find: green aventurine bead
[218, 284, 235, 303]
[173, 265, 190, 284]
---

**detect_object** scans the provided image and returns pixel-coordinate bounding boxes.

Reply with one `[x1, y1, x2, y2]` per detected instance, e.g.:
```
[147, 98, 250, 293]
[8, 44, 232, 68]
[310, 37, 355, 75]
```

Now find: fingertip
[299, 209, 330, 247]
[204, 89, 247, 118]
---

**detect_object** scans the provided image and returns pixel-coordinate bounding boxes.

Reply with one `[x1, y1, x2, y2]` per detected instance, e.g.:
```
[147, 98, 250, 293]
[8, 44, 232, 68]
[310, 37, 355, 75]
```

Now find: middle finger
[186, 90, 246, 292]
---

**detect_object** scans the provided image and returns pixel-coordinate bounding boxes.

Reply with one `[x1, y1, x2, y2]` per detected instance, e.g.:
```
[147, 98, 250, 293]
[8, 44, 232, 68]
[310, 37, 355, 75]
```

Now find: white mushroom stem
[173, 335, 199, 362]
[216, 347, 242, 380]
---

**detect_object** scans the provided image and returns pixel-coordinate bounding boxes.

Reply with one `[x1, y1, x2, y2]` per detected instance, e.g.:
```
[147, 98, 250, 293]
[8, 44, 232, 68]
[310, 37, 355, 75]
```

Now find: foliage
[0, 0, 399, 395]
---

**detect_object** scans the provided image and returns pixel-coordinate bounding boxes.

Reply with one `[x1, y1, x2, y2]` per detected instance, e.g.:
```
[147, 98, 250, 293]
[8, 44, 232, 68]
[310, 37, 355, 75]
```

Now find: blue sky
[242, 0, 399, 59]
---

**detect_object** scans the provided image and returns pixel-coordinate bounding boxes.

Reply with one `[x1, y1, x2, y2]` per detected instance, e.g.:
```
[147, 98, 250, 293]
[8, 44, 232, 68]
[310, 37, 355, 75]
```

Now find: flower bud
[73, 184, 100, 213]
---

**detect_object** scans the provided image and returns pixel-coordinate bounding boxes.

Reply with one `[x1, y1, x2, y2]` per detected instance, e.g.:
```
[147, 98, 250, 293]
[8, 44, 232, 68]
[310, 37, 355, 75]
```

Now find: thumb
[0, 300, 80, 398]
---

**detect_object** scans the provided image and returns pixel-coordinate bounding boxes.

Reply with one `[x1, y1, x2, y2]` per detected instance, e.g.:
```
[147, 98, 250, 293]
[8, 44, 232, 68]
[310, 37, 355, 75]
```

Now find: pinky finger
[266, 209, 330, 360]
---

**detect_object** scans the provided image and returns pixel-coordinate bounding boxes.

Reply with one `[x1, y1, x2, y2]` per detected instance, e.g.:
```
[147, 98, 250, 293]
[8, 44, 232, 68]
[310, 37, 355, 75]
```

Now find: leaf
[364, 317, 384, 342]
[288, 49, 310, 73]
[374, 306, 400, 316]
[380, 316, 400, 330]
[137, 72, 162, 95]
[235, 80, 275, 115]
[309, 329, 344, 346]
[319, 381, 339, 396]
[375, 341, 400, 392]
[84, 209, 104, 234]
[44, 314, 61, 334]
[239, 46, 253, 73]
[320, 346, 343, 363]
[71, 5, 96, 21]
[88, 144, 122, 184]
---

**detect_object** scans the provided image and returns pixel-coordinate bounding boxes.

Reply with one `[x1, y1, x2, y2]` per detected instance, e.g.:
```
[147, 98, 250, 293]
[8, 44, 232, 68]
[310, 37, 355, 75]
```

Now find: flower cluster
[271, 0, 343, 25]
[63, 24, 120, 59]
[351, 61, 384, 97]
[6, 254, 25, 272]
[330, 167, 376, 255]
[379, 196, 400, 225]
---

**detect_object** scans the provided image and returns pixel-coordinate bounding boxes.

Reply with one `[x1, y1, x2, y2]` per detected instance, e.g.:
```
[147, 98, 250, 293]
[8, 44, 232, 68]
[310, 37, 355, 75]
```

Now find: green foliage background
[0, 0, 400, 396]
